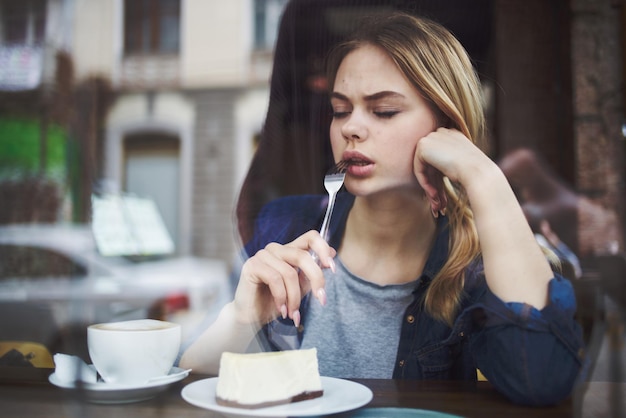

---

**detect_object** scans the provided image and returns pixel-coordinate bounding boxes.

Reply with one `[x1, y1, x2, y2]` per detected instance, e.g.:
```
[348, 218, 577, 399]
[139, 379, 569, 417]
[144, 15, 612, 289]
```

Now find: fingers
[250, 246, 308, 325]
[426, 167, 446, 215]
[415, 127, 469, 217]
[290, 230, 337, 277]
[239, 231, 334, 327]
[239, 255, 291, 322]
[414, 155, 448, 217]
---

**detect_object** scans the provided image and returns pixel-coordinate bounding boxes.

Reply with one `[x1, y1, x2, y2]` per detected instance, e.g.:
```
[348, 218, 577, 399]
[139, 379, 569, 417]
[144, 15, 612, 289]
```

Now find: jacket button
[406, 315, 415, 324]
[399, 359, 405, 367]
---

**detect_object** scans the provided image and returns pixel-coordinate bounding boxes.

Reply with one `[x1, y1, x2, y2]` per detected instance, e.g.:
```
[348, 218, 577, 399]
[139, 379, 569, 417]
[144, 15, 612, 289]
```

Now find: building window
[254, 0, 287, 50]
[0, 0, 46, 45]
[124, 0, 180, 56]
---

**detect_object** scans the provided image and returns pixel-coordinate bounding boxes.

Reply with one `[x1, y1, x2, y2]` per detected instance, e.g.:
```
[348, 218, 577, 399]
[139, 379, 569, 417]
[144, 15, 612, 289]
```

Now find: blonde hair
[327, 13, 486, 325]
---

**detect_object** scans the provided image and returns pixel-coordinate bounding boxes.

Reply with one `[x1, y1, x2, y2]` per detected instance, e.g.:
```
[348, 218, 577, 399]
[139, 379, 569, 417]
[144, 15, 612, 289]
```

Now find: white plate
[328, 407, 464, 417]
[181, 376, 373, 417]
[49, 367, 190, 404]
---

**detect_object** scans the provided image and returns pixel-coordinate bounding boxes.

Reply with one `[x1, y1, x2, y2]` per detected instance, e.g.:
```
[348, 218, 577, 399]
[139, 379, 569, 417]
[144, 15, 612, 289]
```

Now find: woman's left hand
[413, 127, 490, 213]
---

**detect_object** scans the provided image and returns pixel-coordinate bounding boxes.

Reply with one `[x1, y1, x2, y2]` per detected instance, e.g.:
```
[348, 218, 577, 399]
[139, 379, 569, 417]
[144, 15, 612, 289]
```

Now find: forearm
[179, 302, 259, 374]
[463, 161, 553, 309]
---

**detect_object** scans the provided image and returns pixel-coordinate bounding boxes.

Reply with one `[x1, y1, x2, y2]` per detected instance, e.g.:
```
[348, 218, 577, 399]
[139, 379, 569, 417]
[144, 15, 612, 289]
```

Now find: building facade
[71, 0, 286, 262]
[1, 0, 624, 267]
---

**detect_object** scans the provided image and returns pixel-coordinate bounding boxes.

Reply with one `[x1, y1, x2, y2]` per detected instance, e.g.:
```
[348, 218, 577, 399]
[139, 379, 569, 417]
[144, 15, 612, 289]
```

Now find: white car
[0, 223, 232, 363]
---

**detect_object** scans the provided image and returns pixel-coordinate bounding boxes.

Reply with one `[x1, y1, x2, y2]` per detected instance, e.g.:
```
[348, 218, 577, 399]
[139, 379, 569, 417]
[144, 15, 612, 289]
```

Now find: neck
[338, 191, 438, 285]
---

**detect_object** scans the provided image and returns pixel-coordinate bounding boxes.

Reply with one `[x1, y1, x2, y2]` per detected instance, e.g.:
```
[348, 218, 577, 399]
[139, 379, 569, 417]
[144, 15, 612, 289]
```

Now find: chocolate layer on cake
[216, 389, 324, 409]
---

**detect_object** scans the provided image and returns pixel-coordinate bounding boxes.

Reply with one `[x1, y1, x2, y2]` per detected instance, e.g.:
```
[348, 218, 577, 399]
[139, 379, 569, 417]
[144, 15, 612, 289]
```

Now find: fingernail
[292, 310, 301, 328]
[439, 208, 447, 217]
[317, 288, 327, 306]
[327, 257, 336, 273]
[280, 304, 288, 319]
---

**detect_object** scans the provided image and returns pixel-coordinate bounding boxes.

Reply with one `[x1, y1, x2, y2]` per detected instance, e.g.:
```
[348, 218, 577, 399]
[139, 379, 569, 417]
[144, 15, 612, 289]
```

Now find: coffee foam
[90, 319, 176, 331]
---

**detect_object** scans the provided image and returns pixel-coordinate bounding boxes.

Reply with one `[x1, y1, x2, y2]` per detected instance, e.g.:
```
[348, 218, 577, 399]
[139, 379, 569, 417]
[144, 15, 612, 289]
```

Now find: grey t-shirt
[300, 257, 417, 378]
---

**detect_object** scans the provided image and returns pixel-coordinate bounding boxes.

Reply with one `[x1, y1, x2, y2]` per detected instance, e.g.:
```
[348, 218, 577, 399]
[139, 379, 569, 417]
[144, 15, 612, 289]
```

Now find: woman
[181, 12, 583, 406]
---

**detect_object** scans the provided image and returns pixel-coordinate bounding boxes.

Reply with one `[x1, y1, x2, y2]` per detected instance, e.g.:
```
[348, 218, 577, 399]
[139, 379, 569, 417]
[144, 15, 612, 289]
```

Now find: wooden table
[0, 371, 581, 418]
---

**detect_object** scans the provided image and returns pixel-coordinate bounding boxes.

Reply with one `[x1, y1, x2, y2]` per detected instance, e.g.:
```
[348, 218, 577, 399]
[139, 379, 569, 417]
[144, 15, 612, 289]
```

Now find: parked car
[0, 223, 232, 364]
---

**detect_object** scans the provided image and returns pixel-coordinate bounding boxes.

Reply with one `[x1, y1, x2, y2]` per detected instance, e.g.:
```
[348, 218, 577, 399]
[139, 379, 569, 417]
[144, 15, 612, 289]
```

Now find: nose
[341, 112, 367, 142]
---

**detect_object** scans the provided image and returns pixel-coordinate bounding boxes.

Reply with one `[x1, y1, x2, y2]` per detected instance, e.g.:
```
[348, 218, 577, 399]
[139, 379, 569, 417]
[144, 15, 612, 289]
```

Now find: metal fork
[318, 160, 348, 242]
[307, 160, 348, 268]
[309, 160, 347, 266]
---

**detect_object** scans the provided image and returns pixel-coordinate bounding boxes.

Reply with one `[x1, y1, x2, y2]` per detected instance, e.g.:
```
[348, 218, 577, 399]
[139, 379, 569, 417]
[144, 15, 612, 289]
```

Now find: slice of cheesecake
[215, 348, 324, 409]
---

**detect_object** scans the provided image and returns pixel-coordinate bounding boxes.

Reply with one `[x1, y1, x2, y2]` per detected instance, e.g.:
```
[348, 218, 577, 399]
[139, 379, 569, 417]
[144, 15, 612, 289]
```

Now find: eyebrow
[330, 91, 406, 102]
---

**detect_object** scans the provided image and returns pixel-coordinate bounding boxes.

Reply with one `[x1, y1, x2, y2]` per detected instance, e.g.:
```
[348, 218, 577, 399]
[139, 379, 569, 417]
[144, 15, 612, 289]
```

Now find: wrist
[462, 159, 509, 205]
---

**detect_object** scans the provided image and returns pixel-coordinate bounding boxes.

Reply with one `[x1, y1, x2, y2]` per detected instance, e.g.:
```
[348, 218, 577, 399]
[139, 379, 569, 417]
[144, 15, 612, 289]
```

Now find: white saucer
[49, 367, 190, 404]
[181, 376, 373, 417]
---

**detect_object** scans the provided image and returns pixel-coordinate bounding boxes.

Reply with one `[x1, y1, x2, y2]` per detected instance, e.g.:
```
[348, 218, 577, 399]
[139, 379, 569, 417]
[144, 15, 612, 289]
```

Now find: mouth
[340, 152, 374, 177]
[341, 152, 373, 167]
[344, 158, 371, 166]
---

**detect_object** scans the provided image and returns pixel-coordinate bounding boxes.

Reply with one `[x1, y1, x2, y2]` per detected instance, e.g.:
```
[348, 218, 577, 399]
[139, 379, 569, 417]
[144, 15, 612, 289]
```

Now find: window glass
[253, 0, 287, 50]
[1, 0, 46, 44]
[124, 0, 180, 55]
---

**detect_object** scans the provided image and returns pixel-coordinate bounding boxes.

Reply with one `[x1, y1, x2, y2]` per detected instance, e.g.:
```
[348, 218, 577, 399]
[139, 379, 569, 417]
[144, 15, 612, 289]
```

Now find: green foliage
[0, 117, 67, 180]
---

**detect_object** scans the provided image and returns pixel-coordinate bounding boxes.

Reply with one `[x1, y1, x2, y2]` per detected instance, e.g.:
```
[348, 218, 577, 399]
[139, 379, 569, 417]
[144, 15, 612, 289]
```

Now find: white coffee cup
[87, 319, 181, 384]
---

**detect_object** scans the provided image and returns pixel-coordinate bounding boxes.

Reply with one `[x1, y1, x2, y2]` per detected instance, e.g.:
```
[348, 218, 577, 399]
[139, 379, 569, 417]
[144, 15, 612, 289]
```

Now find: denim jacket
[244, 192, 585, 406]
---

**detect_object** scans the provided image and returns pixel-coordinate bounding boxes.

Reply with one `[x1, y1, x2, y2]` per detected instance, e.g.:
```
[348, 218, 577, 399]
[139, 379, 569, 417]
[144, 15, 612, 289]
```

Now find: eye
[332, 110, 350, 119]
[374, 110, 400, 119]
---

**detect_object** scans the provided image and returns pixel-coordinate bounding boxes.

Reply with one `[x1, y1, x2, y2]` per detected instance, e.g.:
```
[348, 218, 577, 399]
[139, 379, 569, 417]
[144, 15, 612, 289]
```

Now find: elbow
[179, 351, 219, 376]
[178, 350, 194, 371]
[178, 345, 211, 375]
[476, 331, 583, 406]
[493, 360, 580, 406]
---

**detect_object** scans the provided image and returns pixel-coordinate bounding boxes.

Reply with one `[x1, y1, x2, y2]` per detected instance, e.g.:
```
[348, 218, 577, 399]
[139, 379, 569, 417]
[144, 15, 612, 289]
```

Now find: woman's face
[330, 44, 438, 198]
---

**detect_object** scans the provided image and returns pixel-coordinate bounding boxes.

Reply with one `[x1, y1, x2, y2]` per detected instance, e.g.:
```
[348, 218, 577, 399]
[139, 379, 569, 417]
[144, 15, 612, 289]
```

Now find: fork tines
[328, 160, 348, 175]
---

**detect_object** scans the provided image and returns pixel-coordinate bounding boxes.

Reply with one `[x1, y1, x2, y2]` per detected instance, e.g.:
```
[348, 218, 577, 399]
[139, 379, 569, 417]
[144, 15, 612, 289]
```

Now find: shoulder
[243, 195, 327, 257]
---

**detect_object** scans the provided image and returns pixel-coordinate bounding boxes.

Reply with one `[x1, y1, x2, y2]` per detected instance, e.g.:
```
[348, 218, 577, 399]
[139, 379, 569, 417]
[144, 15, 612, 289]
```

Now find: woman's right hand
[233, 230, 336, 328]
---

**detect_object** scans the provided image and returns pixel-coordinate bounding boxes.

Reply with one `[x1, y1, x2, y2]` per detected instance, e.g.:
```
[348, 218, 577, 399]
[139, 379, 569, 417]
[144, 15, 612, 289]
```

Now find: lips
[346, 159, 370, 166]
[341, 151, 374, 177]
[341, 151, 373, 167]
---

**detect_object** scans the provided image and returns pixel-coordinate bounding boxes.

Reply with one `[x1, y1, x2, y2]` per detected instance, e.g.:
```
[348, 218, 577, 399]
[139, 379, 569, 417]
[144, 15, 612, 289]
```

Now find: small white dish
[49, 366, 190, 404]
[181, 376, 373, 417]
